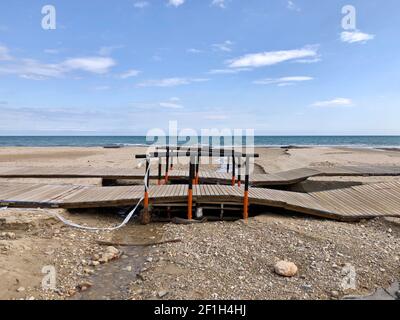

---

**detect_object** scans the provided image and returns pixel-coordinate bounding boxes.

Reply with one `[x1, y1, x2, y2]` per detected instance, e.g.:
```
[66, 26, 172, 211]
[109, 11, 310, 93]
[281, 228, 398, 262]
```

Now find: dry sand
[0, 146, 399, 300]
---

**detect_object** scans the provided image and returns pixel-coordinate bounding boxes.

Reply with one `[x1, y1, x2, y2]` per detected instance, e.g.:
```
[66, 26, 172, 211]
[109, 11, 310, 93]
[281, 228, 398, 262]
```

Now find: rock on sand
[274, 261, 298, 277]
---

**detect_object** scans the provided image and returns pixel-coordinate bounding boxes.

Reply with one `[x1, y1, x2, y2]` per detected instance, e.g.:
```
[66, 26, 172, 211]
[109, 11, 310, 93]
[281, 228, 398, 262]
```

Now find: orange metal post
[187, 156, 194, 220]
[243, 190, 249, 220]
[188, 189, 193, 220]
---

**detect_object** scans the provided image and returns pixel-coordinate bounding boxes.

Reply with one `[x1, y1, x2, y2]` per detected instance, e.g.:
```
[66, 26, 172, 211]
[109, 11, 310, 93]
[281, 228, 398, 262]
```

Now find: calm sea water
[0, 136, 400, 148]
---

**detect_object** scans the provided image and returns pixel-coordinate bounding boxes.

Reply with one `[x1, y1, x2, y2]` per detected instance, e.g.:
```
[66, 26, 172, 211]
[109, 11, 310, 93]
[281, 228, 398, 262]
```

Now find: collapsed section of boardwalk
[0, 165, 399, 186]
[1, 181, 400, 221]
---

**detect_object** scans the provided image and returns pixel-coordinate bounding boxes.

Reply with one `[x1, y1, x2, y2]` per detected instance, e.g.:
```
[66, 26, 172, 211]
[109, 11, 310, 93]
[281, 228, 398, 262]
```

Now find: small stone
[77, 282, 93, 292]
[92, 253, 100, 261]
[388, 228, 392, 233]
[106, 246, 120, 255]
[17, 287, 25, 292]
[83, 268, 95, 275]
[123, 266, 132, 272]
[27, 296, 35, 300]
[274, 261, 298, 277]
[90, 260, 100, 266]
[158, 290, 168, 298]
[301, 284, 312, 291]
[146, 257, 153, 262]
[331, 291, 339, 298]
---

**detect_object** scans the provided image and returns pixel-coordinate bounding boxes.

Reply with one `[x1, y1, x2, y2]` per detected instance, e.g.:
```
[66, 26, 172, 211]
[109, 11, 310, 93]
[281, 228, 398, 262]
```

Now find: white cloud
[168, 0, 185, 7]
[294, 57, 322, 64]
[130, 97, 184, 110]
[0, 45, 12, 60]
[311, 98, 354, 107]
[227, 46, 318, 68]
[287, 1, 300, 12]
[211, 0, 227, 8]
[137, 77, 209, 87]
[340, 31, 375, 44]
[212, 40, 234, 52]
[187, 48, 203, 54]
[254, 76, 313, 85]
[134, 1, 149, 8]
[119, 69, 141, 79]
[208, 68, 250, 74]
[159, 102, 184, 109]
[62, 57, 116, 74]
[0, 55, 116, 79]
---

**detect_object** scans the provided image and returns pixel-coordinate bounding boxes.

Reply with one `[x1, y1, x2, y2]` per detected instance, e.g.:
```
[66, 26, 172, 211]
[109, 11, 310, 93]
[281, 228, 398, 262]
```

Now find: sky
[0, 0, 399, 135]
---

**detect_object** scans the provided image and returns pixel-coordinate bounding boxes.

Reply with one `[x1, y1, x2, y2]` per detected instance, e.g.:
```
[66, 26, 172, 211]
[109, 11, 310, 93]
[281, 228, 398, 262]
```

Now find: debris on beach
[274, 260, 298, 277]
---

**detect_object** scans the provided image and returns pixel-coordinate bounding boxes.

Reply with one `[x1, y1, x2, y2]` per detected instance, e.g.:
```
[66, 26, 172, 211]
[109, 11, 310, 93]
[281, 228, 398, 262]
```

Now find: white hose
[50, 160, 151, 231]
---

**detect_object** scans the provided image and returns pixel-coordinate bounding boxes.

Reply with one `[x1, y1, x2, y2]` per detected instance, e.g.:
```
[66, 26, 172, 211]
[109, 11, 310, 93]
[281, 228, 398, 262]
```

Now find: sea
[0, 136, 400, 148]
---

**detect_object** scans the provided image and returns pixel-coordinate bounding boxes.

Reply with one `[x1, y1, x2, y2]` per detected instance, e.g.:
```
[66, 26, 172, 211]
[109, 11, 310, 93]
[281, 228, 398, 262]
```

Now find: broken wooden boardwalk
[0, 165, 399, 186]
[1, 181, 400, 221]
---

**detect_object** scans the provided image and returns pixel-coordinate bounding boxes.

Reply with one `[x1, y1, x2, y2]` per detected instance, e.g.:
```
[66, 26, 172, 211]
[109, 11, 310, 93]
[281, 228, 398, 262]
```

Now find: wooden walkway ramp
[1, 181, 400, 221]
[0, 165, 399, 186]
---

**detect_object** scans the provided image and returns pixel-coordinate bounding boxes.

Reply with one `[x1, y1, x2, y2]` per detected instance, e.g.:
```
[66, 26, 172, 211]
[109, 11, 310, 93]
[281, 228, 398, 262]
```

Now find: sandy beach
[0, 146, 399, 300]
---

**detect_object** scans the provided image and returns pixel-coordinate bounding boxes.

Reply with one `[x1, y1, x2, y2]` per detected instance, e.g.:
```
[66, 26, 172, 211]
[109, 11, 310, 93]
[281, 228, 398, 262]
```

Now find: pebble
[17, 287, 25, 292]
[83, 268, 95, 275]
[158, 290, 168, 298]
[274, 261, 298, 277]
[77, 281, 93, 292]
[0, 232, 16, 240]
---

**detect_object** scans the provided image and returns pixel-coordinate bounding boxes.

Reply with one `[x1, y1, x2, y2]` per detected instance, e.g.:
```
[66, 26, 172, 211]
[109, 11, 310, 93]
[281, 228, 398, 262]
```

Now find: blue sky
[0, 0, 399, 135]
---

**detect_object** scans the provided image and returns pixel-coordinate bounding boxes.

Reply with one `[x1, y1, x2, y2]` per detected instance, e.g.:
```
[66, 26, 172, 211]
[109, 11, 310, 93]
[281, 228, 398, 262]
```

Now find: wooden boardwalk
[0, 165, 399, 186]
[1, 181, 400, 221]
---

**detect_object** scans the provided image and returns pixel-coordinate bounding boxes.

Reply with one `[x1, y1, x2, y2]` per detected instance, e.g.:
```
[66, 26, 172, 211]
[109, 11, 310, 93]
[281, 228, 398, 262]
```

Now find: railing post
[187, 154, 194, 220]
[195, 146, 201, 184]
[141, 157, 151, 224]
[227, 157, 230, 173]
[170, 146, 174, 170]
[165, 146, 170, 183]
[157, 157, 162, 185]
[231, 150, 236, 186]
[243, 155, 250, 221]
[237, 157, 241, 187]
